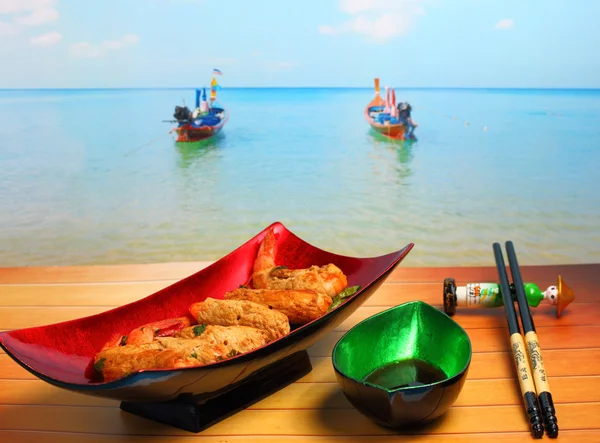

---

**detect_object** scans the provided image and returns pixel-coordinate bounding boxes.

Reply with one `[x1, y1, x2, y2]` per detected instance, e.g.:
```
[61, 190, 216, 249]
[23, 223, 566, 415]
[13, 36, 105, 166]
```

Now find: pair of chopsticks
[493, 241, 559, 439]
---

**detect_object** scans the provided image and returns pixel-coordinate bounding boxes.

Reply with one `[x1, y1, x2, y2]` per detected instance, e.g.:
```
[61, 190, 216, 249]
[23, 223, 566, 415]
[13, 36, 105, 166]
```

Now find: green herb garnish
[327, 285, 361, 312]
[215, 349, 240, 362]
[191, 352, 198, 359]
[193, 324, 207, 336]
[94, 358, 106, 374]
[120, 336, 128, 346]
[269, 266, 288, 276]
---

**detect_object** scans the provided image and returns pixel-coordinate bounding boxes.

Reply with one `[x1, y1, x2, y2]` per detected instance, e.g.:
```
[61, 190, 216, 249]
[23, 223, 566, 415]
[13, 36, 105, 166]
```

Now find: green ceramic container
[332, 300, 472, 428]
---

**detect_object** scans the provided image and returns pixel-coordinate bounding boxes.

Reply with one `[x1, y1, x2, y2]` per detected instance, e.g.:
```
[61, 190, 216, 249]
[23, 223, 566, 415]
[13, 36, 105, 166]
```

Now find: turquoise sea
[1, 88, 599, 267]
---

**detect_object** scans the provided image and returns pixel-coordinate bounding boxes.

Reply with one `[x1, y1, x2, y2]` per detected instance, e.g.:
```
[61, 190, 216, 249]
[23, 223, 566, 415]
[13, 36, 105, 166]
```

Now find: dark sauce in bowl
[362, 358, 447, 390]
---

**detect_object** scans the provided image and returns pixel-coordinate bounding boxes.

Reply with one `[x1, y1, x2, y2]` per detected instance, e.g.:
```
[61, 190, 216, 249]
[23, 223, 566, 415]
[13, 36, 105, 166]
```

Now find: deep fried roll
[264, 264, 348, 298]
[95, 325, 271, 382]
[93, 340, 207, 382]
[186, 324, 270, 353]
[188, 297, 290, 340]
[224, 287, 332, 325]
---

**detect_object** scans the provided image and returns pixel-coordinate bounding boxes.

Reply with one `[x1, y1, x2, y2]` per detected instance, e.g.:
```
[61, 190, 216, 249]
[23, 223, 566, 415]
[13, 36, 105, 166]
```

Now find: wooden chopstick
[506, 240, 559, 438]
[493, 242, 544, 439]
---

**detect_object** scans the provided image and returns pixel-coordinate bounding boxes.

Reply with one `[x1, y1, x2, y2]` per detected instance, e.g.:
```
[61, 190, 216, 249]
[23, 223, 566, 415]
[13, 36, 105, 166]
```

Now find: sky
[0, 0, 599, 89]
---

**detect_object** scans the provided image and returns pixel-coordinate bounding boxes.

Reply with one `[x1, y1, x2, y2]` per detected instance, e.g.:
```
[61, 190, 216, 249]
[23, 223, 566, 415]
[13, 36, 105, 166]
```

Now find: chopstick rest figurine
[506, 241, 559, 438]
[493, 243, 544, 439]
[443, 275, 575, 318]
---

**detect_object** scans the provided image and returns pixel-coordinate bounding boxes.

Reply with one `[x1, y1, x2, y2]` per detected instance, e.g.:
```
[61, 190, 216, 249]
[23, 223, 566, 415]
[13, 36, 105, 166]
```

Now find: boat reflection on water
[369, 130, 416, 182]
[174, 132, 226, 169]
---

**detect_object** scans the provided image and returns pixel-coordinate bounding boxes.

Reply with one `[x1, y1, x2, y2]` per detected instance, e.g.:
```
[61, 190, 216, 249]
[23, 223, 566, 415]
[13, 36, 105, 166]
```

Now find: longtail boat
[168, 73, 228, 142]
[364, 78, 417, 140]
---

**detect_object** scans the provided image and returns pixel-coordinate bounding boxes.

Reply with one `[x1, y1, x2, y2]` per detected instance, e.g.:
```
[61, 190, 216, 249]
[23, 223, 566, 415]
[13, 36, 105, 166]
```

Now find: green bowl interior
[333, 301, 471, 391]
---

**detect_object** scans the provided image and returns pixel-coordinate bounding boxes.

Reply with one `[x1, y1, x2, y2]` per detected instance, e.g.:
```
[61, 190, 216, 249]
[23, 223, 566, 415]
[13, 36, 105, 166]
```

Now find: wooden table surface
[0, 262, 598, 442]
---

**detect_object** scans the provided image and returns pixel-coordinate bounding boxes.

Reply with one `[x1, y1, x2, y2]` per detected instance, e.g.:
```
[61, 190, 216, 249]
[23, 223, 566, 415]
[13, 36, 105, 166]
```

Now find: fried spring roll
[95, 325, 270, 382]
[224, 287, 332, 325]
[189, 297, 290, 340]
[170, 324, 271, 354]
[263, 263, 348, 298]
[182, 324, 270, 353]
[94, 341, 208, 382]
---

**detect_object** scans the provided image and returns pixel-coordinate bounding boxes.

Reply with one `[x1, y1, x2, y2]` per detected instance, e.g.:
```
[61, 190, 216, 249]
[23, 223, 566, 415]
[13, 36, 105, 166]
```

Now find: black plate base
[120, 350, 313, 433]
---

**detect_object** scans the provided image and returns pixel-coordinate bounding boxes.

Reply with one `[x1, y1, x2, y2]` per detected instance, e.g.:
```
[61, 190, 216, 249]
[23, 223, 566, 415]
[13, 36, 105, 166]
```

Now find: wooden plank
[300, 350, 600, 383]
[1, 280, 596, 307]
[0, 262, 211, 284]
[0, 403, 597, 435]
[0, 307, 112, 330]
[368, 281, 598, 305]
[1, 262, 597, 285]
[0, 262, 597, 441]
[0, 281, 174, 307]
[467, 348, 600, 380]
[335, 303, 599, 331]
[1, 376, 598, 409]
[0, 353, 35, 379]
[2, 314, 597, 358]
[2, 318, 598, 359]
[386, 263, 600, 285]
[3, 349, 598, 382]
[0, 301, 595, 333]
[0, 430, 597, 443]
[308, 325, 600, 357]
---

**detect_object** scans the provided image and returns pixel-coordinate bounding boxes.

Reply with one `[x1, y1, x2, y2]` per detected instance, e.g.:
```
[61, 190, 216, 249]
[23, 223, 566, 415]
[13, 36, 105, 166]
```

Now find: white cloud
[494, 19, 514, 30]
[0, 20, 19, 36]
[0, 0, 57, 15]
[69, 34, 140, 58]
[350, 13, 414, 41]
[320, 0, 425, 42]
[340, 0, 380, 14]
[30, 30, 61, 47]
[14, 7, 59, 26]
[0, 0, 59, 39]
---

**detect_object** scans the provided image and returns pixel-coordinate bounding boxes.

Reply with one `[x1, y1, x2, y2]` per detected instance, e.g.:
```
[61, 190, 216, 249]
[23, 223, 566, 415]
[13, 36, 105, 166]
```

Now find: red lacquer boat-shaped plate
[0, 222, 413, 403]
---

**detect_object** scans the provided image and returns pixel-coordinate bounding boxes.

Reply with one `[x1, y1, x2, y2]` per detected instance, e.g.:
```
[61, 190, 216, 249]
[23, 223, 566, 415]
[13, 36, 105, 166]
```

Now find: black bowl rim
[331, 300, 473, 393]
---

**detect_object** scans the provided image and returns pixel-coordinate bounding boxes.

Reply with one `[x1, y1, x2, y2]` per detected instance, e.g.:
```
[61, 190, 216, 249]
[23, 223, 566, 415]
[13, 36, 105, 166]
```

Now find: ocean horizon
[1, 87, 599, 268]
[2, 87, 600, 91]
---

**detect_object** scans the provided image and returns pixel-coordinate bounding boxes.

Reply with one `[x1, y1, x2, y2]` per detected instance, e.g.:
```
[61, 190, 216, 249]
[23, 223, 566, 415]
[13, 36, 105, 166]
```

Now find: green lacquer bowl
[332, 300, 472, 428]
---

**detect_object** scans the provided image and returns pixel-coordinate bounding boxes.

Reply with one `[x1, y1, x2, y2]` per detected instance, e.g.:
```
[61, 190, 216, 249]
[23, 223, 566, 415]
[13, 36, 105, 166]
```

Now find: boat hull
[364, 104, 407, 139]
[367, 119, 406, 139]
[174, 109, 229, 142]
[175, 124, 224, 142]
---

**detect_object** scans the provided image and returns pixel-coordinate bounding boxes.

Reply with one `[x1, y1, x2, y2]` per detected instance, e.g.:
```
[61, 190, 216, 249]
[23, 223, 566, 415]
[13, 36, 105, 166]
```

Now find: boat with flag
[169, 70, 229, 142]
[364, 78, 417, 140]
